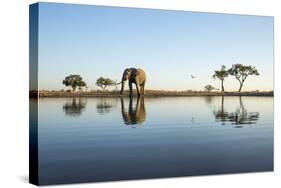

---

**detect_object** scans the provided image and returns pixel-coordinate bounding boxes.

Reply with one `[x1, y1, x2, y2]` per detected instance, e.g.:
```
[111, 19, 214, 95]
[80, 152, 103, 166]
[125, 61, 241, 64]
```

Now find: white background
[0, 0, 280, 187]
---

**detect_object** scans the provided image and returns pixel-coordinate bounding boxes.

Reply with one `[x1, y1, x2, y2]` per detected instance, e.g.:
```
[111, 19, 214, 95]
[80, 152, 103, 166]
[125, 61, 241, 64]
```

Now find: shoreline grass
[30, 90, 274, 98]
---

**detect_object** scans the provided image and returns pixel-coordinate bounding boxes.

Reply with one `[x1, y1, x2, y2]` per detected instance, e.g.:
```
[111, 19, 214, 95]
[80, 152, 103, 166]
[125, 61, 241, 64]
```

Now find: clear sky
[36, 2, 274, 91]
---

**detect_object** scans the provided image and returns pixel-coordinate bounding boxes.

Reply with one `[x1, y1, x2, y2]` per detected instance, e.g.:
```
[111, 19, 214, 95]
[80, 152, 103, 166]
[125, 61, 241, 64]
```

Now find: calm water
[33, 96, 273, 185]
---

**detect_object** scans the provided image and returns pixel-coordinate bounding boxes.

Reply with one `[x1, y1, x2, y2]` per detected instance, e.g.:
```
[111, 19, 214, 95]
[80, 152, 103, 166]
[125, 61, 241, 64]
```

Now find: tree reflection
[96, 98, 117, 114]
[120, 97, 146, 126]
[204, 96, 214, 105]
[213, 96, 229, 125]
[63, 98, 87, 117]
[213, 96, 259, 128]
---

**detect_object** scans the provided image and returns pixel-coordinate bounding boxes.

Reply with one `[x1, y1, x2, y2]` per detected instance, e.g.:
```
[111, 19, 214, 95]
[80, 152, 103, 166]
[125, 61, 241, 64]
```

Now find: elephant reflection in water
[213, 96, 259, 128]
[120, 97, 146, 126]
[63, 98, 87, 117]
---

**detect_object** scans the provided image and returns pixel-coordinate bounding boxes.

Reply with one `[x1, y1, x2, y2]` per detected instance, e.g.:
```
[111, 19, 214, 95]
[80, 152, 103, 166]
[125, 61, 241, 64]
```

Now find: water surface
[34, 96, 273, 185]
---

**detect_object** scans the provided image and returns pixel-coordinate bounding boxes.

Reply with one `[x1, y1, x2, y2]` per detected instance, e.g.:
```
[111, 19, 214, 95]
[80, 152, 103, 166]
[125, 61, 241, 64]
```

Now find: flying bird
[190, 75, 196, 78]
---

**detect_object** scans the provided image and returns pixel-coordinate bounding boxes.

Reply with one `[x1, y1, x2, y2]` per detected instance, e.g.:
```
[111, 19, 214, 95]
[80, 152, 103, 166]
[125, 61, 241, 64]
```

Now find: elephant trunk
[120, 69, 129, 94]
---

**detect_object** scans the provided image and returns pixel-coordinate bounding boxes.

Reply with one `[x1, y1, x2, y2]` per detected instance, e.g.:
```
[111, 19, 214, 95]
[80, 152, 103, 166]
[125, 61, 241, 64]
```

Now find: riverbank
[30, 90, 274, 98]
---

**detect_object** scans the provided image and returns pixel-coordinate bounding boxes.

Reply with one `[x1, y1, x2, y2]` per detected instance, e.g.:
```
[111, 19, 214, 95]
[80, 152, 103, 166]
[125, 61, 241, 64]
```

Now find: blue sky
[36, 2, 274, 91]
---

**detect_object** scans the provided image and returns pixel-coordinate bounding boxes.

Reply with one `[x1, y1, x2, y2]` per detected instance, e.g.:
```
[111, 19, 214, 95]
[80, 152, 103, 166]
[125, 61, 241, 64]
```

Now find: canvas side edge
[29, 3, 39, 186]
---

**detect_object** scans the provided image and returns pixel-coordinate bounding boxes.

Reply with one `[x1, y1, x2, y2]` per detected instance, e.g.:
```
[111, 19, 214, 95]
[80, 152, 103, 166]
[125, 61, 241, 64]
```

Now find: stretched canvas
[29, 2, 274, 186]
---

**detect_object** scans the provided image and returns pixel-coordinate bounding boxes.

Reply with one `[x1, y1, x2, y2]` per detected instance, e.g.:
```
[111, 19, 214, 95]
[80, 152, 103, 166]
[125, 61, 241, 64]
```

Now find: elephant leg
[135, 82, 141, 97]
[141, 80, 146, 95]
[139, 85, 142, 95]
[129, 81, 133, 97]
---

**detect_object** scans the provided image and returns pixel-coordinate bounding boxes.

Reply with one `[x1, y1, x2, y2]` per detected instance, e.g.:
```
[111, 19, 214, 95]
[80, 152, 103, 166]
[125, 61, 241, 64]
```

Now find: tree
[228, 64, 259, 92]
[62, 74, 86, 92]
[204, 85, 215, 92]
[96, 77, 115, 90]
[213, 65, 229, 93]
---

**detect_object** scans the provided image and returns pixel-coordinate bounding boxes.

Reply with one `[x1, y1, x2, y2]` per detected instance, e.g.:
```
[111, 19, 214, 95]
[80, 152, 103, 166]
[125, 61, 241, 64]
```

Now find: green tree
[62, 74, 86, 92]
[228, 64, 259, 92]
[213, 65, 229, 93]
[96, 77, 115, 90]
[204, 85, 215, 92]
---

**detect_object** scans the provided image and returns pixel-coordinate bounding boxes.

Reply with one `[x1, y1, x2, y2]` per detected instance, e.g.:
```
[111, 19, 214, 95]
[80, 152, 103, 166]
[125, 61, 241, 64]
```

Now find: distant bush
[204, 85, 215, 92]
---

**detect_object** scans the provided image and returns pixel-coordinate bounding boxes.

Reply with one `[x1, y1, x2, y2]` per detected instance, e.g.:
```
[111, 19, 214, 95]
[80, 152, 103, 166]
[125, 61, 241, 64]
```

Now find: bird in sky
[190, 75, 196, 78]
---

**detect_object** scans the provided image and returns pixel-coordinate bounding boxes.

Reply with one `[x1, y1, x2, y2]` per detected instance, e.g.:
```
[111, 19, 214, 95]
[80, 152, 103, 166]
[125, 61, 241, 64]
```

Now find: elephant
[120, 68, 146, 97]
[120, 97, 146, 126]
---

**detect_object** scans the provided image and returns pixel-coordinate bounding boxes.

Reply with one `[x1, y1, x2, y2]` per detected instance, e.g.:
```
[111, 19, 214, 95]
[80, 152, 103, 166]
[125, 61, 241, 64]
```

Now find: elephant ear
[131, 68, 139, 77]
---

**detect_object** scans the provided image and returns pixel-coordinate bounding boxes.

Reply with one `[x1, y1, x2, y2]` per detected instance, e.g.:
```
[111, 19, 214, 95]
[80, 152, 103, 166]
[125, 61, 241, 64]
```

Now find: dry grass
[29, 90, 274, 98]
